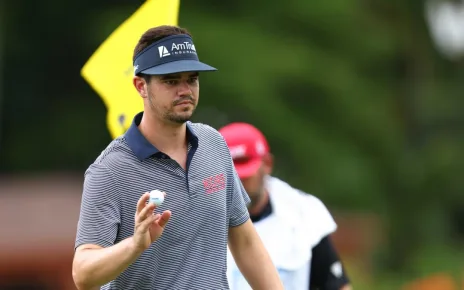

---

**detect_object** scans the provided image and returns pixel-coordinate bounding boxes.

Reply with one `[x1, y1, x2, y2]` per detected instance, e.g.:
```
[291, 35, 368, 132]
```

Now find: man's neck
[138, 112, 187, 153]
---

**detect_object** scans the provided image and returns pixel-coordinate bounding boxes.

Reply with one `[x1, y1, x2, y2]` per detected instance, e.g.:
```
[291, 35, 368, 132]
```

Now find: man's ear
[133, 75, 148, 99]
[262, 153, 274, 175]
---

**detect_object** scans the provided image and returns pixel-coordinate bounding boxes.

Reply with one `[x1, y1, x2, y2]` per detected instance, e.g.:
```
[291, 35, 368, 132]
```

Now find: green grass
[343, 244, 463, 290]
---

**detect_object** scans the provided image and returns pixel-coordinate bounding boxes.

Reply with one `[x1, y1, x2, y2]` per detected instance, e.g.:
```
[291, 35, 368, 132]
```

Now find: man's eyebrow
[159, 74, 180, 80]
[159, 72, 199, 80]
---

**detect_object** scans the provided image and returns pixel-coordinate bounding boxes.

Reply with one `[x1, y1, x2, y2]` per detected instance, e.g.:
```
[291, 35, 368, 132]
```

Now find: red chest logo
[202, 173, 226, 194]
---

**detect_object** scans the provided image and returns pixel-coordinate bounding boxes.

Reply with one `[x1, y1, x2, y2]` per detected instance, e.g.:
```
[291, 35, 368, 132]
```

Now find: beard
[148, 92, 197, 124]
[247, 188, 265, 209]
[165, 109, 194, 124]
[245, 168, 268, 209]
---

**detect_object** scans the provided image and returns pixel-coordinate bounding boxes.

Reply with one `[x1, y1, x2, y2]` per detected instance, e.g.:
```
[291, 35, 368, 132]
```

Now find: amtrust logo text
[172, 42, 196, 51]
[158, 42, 197, 58]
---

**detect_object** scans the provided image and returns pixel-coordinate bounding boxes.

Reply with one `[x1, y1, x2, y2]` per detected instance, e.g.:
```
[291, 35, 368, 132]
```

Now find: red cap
[218, 122, 270, 178]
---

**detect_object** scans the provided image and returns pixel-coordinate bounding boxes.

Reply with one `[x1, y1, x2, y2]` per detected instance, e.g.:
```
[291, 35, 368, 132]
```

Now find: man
[72, 25, 284, 290]
[219, 122, 352, 290]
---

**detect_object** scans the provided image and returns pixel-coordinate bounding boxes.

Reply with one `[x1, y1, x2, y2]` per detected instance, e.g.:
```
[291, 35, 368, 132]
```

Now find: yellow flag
[81, 0, 180, 139]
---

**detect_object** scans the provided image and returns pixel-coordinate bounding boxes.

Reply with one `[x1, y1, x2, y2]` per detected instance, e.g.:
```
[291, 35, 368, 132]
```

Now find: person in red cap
[219, 122, 352, 290]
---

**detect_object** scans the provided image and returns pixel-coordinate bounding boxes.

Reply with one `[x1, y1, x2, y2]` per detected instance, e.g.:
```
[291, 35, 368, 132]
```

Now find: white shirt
[227, 176, 337, 290]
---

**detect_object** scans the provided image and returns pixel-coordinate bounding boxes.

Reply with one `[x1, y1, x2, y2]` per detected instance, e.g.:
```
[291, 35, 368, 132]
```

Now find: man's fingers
[156, 210, 172, 228]
[136, 192, 150, 214]
[138, 214, 157, 233]
[136, 202, 156, 224]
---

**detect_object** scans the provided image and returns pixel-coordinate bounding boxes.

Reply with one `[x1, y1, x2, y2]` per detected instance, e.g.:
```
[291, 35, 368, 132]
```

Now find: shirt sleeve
[228, 163, 251, 227]
[75, 163, 121, 250]
[218, 135, 250, 228]
[309, 235, 350, 290]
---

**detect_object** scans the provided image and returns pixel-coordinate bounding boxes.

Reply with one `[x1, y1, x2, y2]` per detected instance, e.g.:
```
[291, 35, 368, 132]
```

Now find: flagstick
[0, 5, 4, 153]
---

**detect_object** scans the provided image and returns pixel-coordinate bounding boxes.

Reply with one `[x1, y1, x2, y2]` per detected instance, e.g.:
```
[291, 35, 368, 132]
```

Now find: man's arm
[309, 235, 351, 290]
[218, 132, 283, 289]
[73, 239, 143, 290]
[228, 219, 284, 290]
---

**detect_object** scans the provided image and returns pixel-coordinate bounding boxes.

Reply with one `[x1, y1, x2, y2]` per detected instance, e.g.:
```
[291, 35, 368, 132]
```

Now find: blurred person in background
[220, 122, 352, 290]
[72, 25, 284, 290]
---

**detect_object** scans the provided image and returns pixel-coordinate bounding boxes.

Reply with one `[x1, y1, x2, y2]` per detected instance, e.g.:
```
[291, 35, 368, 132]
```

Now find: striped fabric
[75, 112, 250, 290]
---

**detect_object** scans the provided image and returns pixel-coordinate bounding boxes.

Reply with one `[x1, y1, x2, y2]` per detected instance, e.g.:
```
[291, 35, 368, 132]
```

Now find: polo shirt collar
[125, 112, 199, 160]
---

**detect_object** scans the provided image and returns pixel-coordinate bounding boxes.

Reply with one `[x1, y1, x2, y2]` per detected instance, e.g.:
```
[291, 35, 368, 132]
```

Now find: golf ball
[149, 190, 165, 206]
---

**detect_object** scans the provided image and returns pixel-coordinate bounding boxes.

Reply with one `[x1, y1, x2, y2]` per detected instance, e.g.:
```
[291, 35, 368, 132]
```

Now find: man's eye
[188, 77, 198, 84]
[165, 80, 178, 85]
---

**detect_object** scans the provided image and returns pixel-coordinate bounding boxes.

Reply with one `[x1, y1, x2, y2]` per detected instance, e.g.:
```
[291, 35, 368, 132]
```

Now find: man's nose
[177, 80, 193, 96]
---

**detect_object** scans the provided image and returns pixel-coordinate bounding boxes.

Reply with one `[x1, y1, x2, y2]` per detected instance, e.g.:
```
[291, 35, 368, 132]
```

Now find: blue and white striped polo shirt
[75, 112, 251, 290]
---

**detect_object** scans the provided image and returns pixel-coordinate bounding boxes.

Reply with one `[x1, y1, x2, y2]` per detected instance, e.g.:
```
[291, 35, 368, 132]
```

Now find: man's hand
[133, 192, 172, 251]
